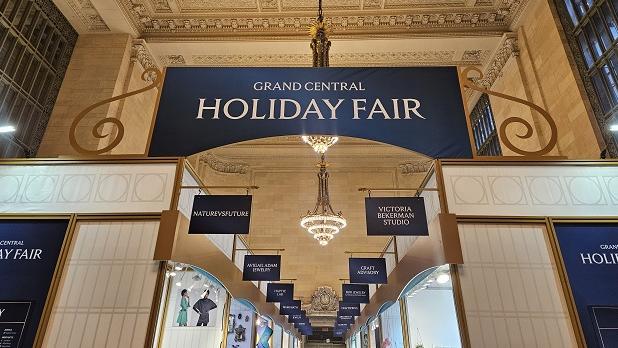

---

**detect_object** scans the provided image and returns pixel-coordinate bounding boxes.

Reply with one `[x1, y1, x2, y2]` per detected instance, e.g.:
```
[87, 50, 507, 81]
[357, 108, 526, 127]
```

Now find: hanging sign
[336, 313, 355, 324]
[242, 255, 281, 281]
[335, 322, 350, 329]
[349, 258, 387, 284]
[266, 283, 294, 303]
[189, 195, 252, 235]
[342, 284, 370, 303]
[280, 300, 302, 315]
[554, 223, 618, 347]
[294, 321, 310, 329]
[365, 197, 428, 236]
[333, 330, 344, 337]
[0, 219, 69, 348]
[338, 302, 361, 316]
[149, 67, 472, 159]
[288, 311, 306, 323]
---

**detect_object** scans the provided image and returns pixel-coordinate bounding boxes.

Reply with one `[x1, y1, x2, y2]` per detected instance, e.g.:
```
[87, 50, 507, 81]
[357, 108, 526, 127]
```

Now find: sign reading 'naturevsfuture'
[149, 67, 472, 159]
[365, 197, 428, 236]
[242, 255, 281, 281]
[189, 195, 252, 235]
[349, 258, 387, 284]
[342, 284, 370, 303]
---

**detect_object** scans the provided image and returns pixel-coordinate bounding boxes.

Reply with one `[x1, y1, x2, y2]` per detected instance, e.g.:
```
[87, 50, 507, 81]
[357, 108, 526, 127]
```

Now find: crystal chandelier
[300, 137, 347, 246]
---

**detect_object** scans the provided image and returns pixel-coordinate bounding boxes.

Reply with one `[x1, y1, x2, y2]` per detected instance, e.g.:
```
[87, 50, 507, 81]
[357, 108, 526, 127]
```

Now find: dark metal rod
[235, 248, 285, 251]
[358, 187, 438, 192]
[344, 251, 396, 254]
[181, 185, 259, 190]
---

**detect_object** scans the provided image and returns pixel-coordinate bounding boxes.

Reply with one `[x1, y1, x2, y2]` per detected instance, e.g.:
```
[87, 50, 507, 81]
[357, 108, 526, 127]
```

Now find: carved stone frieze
[398, 160, 433, 175]
[307, 286, 339, 312]
[200, 153, 250, 174]
[131, 39, 160, 70]
[160, 49, 492, 67]
[64, 0, 110, 31]
[478, 32, 518, 88]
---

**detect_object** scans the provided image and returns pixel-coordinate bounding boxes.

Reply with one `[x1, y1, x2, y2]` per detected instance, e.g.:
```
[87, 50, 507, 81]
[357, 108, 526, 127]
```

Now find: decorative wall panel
[0, 163, 177, 213]
[457, 223, 577, 347]
[43, 221, 160, 348]
[442, 164, 618, 216]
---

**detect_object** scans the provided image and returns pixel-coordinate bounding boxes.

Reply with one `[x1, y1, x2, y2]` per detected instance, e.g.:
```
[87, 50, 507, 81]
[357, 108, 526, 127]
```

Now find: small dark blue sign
[189, 195, 252, 235]
[294, 321, 310, 328]
[149, 67, 472, 159]
[365, 197, 428, 236]
[288, 311, 306, 323]
[0, 219, 69, 348]
[338, 302, 361, 316]
[349, 258, 387, 284]
[266, 283, 294, 303]
[335, 322, 350, 329]
[342, 284, 370, 303]
[336, 313, 355, 324]
[334, 331, 344, 337]
[279, 300, 302, 315]
[242, 255, 281, 281]
[555, 223, 618, 348]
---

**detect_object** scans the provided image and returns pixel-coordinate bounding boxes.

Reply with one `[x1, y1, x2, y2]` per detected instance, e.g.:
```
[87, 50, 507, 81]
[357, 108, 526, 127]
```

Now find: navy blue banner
[338, 302, 361, 316]
[365, 197, 428, 236]
[342, 284, 370, 303]
[149, 67, 472, 158]
[554, 223, 618, 348]
[242, 255, 281, 281]
[0, 219, 69, 348]
[336, 313, 355, 324]
[266, 283, 294, 303]
[279, 300, 302, 315]
[335, 322, 350, 329]
[288, 311, 306, 323]
[189, 195, 252, 235]
[349, 258, 387, 284]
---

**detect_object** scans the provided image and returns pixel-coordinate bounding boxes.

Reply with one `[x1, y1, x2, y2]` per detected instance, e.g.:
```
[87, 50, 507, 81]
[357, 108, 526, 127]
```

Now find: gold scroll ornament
[459, 66, 558, 157]
[69, 68, 162, 155]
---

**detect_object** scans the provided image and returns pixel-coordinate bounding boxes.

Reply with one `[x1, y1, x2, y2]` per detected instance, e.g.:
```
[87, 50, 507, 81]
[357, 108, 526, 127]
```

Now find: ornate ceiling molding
[398, 160, 433, 175]
[200, 152, 250, 174]
[478, 32, 518, 88]
[159, 49, 492, 67]
[100, 0, 530, 38]
[63, 0, 110, 31]
[131, 39, 161, 70]
[307, 286, 339, 313]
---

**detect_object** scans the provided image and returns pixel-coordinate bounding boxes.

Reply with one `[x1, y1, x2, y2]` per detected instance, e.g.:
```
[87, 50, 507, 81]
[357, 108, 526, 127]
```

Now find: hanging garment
[193, 298, 217, 326]
[177, 297, 189, 326]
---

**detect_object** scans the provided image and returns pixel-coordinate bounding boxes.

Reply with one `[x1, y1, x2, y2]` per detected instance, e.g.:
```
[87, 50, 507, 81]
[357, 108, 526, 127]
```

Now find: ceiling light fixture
[300, 137, 346, 246]
[436, 273, 450, 284]
[0, 125, 15, 133]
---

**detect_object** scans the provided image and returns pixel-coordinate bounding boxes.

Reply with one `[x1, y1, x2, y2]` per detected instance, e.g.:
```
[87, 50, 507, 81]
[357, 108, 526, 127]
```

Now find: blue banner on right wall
[554, 223, 618, 348]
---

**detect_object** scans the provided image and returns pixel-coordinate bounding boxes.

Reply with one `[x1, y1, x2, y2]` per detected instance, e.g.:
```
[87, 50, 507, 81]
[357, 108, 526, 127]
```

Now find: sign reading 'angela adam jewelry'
[188, 195, 252, 235]
[148, 67, 472, 158]
[349, 257, 387, 284]
[242, 255, 281, 281]
[365, 197, 429, 236]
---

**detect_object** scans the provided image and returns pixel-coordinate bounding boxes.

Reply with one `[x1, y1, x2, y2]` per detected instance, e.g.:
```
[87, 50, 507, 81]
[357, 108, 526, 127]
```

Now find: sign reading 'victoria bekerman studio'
[149, 67, 472, 159]
[189, 195, 252, 235]
[349, 258, 387, 284]
[242, 255, 281, 281]
[342, 284, 370, 303]
[266, 283, 294, 303]
[365, 197, 428, 236]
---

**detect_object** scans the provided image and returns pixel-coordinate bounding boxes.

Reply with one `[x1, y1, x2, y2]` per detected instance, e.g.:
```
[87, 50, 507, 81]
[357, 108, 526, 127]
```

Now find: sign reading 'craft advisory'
[365, 197, 428, 236]
[149, 67, 472, 159]
[349, 257, 388, 284]
[242, 255, 281, 281]
[189, 195, 252, 235]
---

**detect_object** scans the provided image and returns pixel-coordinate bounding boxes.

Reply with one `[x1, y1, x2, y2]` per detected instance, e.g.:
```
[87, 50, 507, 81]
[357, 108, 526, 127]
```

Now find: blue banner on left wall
[0, 219, 69, 348]
[149, 67, 472, 159]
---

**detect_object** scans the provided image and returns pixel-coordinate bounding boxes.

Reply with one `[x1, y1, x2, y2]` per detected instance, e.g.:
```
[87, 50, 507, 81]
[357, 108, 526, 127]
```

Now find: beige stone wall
[485, 0, 603, 159]
[39, 34, 133, 156]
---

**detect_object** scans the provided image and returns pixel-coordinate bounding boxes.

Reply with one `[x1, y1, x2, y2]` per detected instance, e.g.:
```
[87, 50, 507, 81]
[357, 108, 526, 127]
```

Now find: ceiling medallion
[300, 136, 347, 246]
